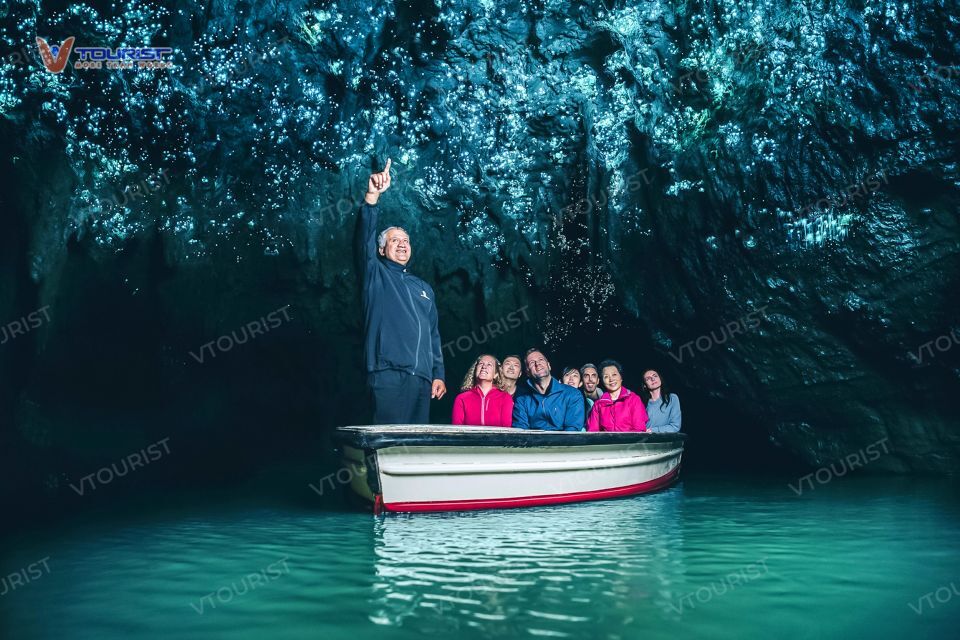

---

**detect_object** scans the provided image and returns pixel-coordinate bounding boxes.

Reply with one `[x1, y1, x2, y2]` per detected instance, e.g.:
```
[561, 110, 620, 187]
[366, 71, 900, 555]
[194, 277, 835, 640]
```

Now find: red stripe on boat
[383, 465, 681, 512]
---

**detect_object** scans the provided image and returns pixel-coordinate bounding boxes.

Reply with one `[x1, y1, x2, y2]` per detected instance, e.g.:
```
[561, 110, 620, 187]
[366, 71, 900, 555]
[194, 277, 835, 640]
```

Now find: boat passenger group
[451, 351, 681, 432]
[358, 159, 680, 434]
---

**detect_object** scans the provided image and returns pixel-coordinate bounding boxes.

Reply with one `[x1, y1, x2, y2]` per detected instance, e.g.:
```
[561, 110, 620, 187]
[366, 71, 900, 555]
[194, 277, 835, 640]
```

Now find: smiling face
[379, 227, 411, 265]
[525, 351, 551, 382]
[602, 365, 622, 394]
[643, 370, 661, 392]
[562, 369, 581, 388]
[474, 355, 497, 383]
[502, 357, 521, 381]
[581, 367, 599, 393]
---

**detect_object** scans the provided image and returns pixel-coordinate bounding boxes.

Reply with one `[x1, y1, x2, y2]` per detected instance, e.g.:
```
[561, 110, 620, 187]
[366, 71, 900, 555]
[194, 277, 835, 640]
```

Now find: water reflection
[3, 477, 959, 640]
[369, 486, 686, 636]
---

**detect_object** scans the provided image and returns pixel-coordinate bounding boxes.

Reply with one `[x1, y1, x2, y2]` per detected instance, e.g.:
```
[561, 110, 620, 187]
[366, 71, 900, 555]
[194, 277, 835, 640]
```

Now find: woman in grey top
[642, 369, 681, 432]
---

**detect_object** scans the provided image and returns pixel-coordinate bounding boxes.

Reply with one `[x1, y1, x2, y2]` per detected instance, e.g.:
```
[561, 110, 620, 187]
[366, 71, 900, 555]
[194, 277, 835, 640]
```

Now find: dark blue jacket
[356, 203, 444, 383]
[512, 377, 585, 431]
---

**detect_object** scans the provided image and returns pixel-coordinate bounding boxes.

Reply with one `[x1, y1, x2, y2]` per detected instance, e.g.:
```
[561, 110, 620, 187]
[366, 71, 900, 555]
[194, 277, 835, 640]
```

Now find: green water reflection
[2, 475, 958, 639]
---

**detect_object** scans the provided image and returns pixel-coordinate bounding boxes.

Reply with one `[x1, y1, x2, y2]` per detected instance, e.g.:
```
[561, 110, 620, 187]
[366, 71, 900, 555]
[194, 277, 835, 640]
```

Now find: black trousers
[368, 369, 431, 424]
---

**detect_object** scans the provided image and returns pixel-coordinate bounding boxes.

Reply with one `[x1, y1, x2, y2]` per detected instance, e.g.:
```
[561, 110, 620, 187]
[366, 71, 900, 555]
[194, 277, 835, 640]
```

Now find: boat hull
[335, 426, 685, 513]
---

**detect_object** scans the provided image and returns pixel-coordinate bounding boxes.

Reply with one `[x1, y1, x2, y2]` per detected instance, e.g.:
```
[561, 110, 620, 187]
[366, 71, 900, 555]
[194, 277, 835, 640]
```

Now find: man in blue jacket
[356, 158, 446, 424]
[512, 348, 585, 431]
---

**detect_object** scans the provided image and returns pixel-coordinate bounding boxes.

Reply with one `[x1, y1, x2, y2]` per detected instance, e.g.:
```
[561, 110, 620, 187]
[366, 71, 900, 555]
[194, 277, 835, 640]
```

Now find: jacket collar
[380, 256, 409, 272]
[470, 384, 498, 398]
[525, 376, 559, 396]
[599, 387, 633, 404]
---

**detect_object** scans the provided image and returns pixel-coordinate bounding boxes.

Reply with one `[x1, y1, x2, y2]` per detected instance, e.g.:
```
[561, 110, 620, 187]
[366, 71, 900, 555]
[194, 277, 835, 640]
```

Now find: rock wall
[1, 0, 958, 506]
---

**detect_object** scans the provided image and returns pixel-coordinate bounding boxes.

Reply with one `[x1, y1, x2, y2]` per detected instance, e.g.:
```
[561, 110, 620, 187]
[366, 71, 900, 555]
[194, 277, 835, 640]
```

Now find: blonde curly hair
[460, 354, 505, 391]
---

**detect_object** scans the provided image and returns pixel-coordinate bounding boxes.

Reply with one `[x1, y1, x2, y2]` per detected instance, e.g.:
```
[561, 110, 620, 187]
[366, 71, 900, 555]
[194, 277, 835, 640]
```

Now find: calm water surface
[2, 475, 959, 639]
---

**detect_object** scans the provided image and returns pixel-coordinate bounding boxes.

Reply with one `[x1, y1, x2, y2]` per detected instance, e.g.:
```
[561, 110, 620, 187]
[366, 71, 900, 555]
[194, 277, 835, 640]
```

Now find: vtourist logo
[0, 557, 52, 597]
[36, 36, 174, 72]
[787, 437, 890, 496]
[189, 557, 291, 614]
[36, 37, 75, 73]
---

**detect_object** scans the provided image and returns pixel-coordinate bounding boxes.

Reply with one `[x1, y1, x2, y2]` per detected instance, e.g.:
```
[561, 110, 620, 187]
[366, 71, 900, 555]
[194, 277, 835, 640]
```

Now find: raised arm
[355, 159, 393, 281]
[365, 158, 391, 206]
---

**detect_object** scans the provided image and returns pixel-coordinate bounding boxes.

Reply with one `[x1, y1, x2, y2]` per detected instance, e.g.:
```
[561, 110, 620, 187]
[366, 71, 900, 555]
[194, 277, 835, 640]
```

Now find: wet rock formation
[1, 0, 958, 509]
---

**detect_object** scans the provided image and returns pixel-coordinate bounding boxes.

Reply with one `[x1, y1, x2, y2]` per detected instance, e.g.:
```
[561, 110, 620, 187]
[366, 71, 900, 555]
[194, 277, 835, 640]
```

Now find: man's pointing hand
[365, 158, 392, 205]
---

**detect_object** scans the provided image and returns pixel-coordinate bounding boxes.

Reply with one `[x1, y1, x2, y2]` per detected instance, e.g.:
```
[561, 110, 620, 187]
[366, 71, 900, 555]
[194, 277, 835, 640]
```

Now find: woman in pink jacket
[586, 359, 649, 432]
[451, 354, 514, 427]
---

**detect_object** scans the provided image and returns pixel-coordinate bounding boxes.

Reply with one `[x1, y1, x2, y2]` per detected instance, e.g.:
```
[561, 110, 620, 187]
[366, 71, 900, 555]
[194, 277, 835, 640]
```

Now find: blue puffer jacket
[512, 377, 585, 431]
[356, 203, 444, 383]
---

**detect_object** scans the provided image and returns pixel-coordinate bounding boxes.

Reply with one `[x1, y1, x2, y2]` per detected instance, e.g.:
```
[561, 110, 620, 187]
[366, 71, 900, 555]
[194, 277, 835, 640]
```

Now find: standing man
[356, 158, 446, 424]
[512, 348, 585, 431]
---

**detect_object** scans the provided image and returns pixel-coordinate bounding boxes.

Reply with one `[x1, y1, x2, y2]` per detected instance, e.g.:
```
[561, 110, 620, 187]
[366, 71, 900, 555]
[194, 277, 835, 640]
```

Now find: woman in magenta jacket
[451, 354, 514, 427]
[586, 359, 649, 432]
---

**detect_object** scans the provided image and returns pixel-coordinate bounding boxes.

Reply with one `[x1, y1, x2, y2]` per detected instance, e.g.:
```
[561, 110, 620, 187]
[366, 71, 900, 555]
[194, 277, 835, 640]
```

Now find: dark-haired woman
[642, 369, 681, 433]
[586, 360, 649, 432]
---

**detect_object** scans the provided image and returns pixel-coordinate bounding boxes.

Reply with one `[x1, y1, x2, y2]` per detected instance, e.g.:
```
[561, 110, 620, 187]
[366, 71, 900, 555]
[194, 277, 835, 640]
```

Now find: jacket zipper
[403, 274, 422, 373]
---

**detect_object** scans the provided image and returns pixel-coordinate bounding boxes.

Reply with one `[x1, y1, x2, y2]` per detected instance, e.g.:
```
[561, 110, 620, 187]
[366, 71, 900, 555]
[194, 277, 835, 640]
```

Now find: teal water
[2, 475, 959, 639]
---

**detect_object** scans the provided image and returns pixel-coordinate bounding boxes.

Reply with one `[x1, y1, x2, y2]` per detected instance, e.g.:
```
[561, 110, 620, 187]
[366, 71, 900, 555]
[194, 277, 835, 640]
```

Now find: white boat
[333, 425, 686, 513]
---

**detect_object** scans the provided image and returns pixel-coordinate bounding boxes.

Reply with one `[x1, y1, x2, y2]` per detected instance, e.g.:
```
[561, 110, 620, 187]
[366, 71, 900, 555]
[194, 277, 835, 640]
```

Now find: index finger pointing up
[384, 158, 391, 173]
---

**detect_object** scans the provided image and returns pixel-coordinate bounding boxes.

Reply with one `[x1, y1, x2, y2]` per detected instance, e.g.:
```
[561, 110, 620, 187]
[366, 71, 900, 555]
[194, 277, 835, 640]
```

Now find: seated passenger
[500, 354, 522, 397]
[563, 365, 591, 422]
[512, 348, 585, 431]
[561, 366, 582, 388]
[451, 354, 514, 427]
[642, 369, 681, 433]
[586, 359, 649, 432]
[580, 363, 601, 412]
